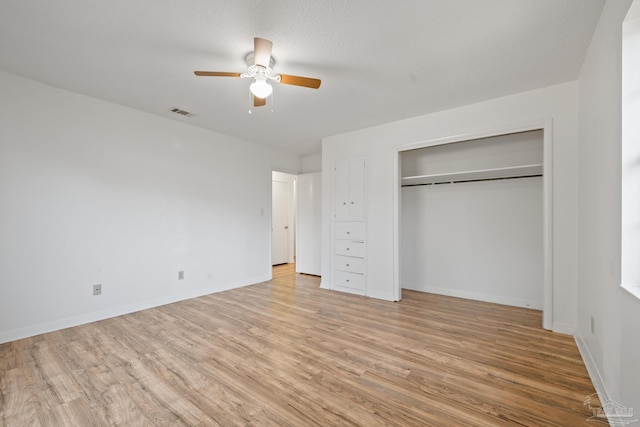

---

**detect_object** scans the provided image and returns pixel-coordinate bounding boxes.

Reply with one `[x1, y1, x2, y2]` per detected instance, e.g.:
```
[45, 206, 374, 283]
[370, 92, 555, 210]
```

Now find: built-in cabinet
[333, 158, 367, 294]
[334, 158, 366, 221]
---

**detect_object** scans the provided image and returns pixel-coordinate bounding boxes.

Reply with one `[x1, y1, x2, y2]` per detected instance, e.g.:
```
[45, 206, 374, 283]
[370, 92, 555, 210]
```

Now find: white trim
[271, 171, 297, 265]
[0, 274, 271, 345]
[271, 166, 301, 176]
[368, 288, 397, 301]
[620, 283, 640, 301]
[402, 284, 543, 310]
[575, 333, 610, 403]
[333, 285, 366, 296]
[393, 150, 402, 301]
[542, 120, 553, 330]
[551, 322, 574, 335]
[363, 156, 370, 296]
[393, 118, 554, 329]
[289, 176, 296, 264]
[267, 168, 274, 278]
[621, 0, 640, 309]
[396, 120, 551, 151]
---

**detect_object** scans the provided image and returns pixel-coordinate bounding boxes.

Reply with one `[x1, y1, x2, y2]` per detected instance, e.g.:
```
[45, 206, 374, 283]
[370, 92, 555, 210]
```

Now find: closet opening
[393, 121, 553, 329]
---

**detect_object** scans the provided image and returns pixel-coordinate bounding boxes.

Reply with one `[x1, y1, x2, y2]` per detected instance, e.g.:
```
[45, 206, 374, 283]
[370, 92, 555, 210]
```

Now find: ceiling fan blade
[194, 71, 242, 77]
[278, 74, 321, 89]
[254, 37, 273, 68]
[254, 96, 266, 107]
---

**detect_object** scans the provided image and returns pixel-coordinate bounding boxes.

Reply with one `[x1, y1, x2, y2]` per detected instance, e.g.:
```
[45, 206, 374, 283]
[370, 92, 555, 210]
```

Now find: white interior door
[272, 180, 289, 265]
[349, 159, 366, 221]
[296, 172, 322, 275]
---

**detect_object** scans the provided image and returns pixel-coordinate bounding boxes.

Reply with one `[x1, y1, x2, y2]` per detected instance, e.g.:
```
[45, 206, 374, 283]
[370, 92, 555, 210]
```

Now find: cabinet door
[348, 159, 366, 221]
[334, 161, 350, 221]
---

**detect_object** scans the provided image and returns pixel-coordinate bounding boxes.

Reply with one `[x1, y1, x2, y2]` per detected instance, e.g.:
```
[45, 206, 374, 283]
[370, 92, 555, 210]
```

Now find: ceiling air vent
[170, 107, 195, 117]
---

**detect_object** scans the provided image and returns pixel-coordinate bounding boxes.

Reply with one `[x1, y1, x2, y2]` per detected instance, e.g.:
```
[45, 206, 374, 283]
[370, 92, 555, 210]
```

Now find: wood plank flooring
[0, 264, 597, 426]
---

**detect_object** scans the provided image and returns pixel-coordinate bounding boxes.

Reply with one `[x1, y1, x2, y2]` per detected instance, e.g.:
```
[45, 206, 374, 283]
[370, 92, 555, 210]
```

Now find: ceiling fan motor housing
[242, 53, 280, 84]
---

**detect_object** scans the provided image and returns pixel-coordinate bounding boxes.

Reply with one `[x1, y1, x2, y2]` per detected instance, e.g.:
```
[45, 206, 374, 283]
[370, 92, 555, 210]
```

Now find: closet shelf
[401, 163, 543, 187]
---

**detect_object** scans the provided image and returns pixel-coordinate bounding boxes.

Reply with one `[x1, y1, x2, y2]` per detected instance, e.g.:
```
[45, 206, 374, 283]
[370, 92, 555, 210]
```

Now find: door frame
[271, 170, 297, 269]
[271, 179, 290, 265]
[393, 119, 553, 330]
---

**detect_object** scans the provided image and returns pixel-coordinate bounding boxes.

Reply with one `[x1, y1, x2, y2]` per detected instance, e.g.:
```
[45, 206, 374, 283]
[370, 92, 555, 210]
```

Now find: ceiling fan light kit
[249, 78, 273, 99]
[194, 37, 321, 107]
[243, 53, 277, 99]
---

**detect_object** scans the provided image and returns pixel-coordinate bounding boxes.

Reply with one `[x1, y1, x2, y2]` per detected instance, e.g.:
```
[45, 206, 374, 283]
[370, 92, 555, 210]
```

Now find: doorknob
[284, 226, 289, 229]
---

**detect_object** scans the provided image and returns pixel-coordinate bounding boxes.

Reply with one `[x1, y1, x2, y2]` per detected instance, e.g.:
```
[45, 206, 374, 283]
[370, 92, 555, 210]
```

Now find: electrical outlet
[591, 316, 595, 335]
[93, 284, 102, 296]
[178, 271, 184, 280]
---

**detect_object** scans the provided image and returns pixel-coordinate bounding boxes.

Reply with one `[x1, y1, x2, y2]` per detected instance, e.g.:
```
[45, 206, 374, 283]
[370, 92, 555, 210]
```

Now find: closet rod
[402, 173, 542, 187]
[401, 163, 543, 187]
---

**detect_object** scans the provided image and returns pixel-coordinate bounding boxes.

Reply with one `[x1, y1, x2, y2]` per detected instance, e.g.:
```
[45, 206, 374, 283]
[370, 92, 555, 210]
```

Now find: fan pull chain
[270, 89, 275, 113]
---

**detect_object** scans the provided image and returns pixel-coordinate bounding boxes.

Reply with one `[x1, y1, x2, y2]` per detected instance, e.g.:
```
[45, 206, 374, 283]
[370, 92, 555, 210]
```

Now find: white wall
[0, 70, 300, 343]
[322, 81, 579, 333]
[401, 130, 543, 177]
[576, 0, 640, 414]
[302, 153, 322, 173]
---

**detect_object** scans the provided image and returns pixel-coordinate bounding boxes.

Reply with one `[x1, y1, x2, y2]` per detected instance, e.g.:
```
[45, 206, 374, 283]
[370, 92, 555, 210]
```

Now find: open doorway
[272, 171, 296, 266]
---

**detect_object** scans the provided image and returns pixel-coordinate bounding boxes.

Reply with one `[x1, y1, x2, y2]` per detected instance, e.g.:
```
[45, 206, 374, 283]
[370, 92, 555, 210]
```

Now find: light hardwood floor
[1, 264, 597, 426]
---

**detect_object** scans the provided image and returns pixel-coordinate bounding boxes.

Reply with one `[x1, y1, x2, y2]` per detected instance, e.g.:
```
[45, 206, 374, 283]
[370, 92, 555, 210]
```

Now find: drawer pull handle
[351, 201, 354, 204]
[346, 231, 350, 234]
[346, 279, 350, 282]
[346, 264, 350, 267]
[343, 202, 347, 205]
[346, 248, 350, 251]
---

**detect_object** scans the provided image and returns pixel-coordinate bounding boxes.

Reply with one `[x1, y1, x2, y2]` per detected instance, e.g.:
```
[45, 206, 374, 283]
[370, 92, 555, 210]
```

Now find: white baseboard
[367, 289, 397, 301]
[0, 274, 270, 345]
[320, 280, 396, 301]
[574, 332, 609, 403]
[402, 283, 543, 310]
[333, 285, 365, 296]
[552, 321, 575, 335]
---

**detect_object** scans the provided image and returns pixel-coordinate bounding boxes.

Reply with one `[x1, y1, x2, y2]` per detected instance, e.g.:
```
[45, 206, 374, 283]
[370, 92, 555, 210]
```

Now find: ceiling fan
[194, 37, 321, 107]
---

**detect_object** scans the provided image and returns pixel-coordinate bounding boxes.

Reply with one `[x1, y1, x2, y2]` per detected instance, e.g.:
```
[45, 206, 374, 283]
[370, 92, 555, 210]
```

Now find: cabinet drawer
[334, 240, 365, 257]
[334, 255, 365, 274]
[335, 222, 365, 241]
[334, 270, 365, 291]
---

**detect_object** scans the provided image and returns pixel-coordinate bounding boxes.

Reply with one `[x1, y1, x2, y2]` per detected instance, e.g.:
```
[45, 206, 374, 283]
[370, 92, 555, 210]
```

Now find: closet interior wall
[400, 130, 544, 309]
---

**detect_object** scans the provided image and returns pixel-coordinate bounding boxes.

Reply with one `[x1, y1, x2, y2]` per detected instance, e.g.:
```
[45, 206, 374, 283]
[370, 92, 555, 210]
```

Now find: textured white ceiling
[0, 0, 604, 156]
